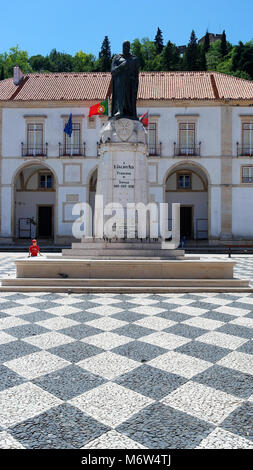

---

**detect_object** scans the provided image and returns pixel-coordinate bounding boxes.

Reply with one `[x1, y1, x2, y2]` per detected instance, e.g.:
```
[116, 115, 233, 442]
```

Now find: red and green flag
[139, 111, 149, 127]
[88, 99, 108, 117]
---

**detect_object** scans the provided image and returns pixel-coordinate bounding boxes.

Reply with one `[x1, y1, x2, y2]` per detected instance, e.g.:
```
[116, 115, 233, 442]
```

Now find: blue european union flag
[64, 113, 73, 137]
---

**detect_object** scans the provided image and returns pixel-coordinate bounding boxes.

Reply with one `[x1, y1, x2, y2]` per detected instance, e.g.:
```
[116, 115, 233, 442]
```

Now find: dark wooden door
[180, 206, 192, 239]
[38, 206, 52, 237]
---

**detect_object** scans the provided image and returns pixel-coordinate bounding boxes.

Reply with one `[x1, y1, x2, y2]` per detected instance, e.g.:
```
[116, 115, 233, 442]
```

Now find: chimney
[13, 66, 24, 86]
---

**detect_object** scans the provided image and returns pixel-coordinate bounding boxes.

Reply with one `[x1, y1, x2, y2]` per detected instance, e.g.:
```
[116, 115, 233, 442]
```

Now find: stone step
[72, 242, 182, 250]
[2, 278, 249, 288]
[62, 249, 185, 258]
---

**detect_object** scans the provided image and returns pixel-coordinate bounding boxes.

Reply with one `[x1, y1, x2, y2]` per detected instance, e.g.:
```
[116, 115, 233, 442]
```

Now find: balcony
[174, 143, 201, 157]
[148, 143, 162, 157]
[59, 143, 86, 157]
[237, 144, 253, 157]
[21, 143, 48, 157]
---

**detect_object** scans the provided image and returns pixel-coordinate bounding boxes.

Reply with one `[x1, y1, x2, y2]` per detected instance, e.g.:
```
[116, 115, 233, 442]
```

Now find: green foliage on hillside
[0, 31, 253, 80]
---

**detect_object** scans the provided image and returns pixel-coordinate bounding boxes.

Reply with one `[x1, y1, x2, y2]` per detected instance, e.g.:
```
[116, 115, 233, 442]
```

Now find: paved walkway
[0, 253, 252, 449]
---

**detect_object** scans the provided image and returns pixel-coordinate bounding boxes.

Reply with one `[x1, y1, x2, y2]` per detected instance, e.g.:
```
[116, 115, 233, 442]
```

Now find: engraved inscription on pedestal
[113, 162, 135, 190]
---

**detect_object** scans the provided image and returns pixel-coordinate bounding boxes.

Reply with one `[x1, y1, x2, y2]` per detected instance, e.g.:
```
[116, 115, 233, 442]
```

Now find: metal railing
[174, 143, 201, 157]
[21, 143, 48, 157]
[237, 144, 253, 157]
[148, 143, 162, 157]
[59, 143, 86, 157]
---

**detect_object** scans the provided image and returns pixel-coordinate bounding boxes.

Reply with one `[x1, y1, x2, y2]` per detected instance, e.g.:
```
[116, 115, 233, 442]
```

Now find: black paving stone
[113, 324, 155, 339]
[116, 403, 215, 449]
[0, 341, 40, 363]
[114, 364, 187, 400]
[4, 324, 49, 339]
[175, 341, 230, 363]
[9, 404, 110, 449]
[59, 324, 102, 340]
[164, 323, 207, 339]
[193, 364, 253, 399]
[49, 341, 103, 363]
[217, 324, 253, 339]
[220, 402, 253, 441]
[236, 340, 253, 355]
[112, 340, 167, 363]
[0, 365, 26, 391]
[33, 364, 107, 400]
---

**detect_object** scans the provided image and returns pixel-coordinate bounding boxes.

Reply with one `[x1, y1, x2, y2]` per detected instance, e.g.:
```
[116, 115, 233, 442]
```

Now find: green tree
[161, 40, 181, 70]
[183, 30, 201, 70]
[232, 40, 253, 79]
[73, 51, 96, 72]
[206, 41, 222, 70]
[0, 46, 32, 77]
[48, 49, 73, 72]
[220, 30, 228, 57]
[0, 66, 4, 80]
[98, 36, 111, 72]
[203, 31, 210, 53]
[154, 27, 164, 54]
[131, 38, 145, 69]
[29, 54, 51, 72]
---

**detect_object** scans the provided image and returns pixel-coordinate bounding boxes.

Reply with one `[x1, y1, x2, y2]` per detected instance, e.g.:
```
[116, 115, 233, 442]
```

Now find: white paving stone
[86, 305, 123, 316]
[0, 331, 17, 345]
[77, 351, 139, 379]
[133, 317, 176, 331]
[218, 351, 253, 376]
[0, 431, 25, 449]
[148, 351, 212, 379]
[36, 317, 79, 330]
[162, 381, 243, 425]
[0, 382, 62, 428]
[171, 306, 208, 316]
[129, 306, 167, 316]
[89, 297, 123, 305]
[182, 317, 224, 330]
[139, 332, 191, 349]
[45, 305, 82, 316]
[230, 317, 253, 328]
[214, 306, 251, 317]
[0, 316, 29, 330]
[4, 350, 70, 380]
[0, 306, 38, 316]
[127, 298, 159, 306]
[70, 382, 153, 428]
[86, 317, 127, 331]
[81, 332, 133, 350]
[196, 297, 232, 306]
[13, 297, 47, 306]
[23, 331, 75, 349]
[82, 430, 147, 449]
[196, 427, 253, 449]
[196, 331, 248, 350]
[161, 298, 195, 305]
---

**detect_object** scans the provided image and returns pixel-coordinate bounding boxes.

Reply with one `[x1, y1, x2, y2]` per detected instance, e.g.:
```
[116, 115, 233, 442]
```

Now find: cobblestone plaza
[0, 253, 252, 449]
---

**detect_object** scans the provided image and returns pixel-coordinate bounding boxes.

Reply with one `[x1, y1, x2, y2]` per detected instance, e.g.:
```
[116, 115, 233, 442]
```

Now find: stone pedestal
[94, 118, 149, 239]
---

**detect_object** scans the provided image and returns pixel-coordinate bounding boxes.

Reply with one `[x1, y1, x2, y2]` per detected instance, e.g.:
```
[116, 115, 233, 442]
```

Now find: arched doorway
[88, 168, 97, 236]
[164, 163, 209, 241]
[14, 163, 56, 240]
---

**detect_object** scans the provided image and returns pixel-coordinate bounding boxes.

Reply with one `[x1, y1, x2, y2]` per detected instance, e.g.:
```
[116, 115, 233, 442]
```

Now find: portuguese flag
[88, 99, 108, 117]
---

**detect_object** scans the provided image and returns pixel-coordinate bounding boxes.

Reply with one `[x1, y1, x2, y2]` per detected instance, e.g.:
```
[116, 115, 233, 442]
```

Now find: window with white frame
[39, 173, 53, 189]
[148, 123, 157, 155]
[242, 166, 253, 183]
[177, 173, 191, 189]
[242, 123, 253, 153]
[64, 122, 81, 155]
[179, 122, 195, 154]
[27, 123, 43, 155]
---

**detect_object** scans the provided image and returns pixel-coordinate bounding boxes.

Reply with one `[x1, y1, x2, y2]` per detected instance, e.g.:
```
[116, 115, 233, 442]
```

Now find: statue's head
[123, 40, 131, 57]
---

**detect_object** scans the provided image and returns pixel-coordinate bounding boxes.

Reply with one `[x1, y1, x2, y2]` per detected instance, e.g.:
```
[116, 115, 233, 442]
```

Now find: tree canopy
[0, 31, 253, 81]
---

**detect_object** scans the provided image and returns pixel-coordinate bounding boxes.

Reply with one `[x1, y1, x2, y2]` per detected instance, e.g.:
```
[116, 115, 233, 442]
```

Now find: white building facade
[0, 69, 253, 244]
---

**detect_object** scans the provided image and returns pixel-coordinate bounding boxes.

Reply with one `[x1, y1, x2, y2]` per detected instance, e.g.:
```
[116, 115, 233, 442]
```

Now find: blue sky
[1, 0, 253, 57]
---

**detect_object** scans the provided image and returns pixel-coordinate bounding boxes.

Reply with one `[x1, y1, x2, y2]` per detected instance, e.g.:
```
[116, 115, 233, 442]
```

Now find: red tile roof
[0, 71, 253, 102]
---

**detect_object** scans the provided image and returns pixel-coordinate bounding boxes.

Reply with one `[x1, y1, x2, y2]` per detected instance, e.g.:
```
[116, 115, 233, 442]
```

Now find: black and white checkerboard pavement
[0, 254, 252, 449]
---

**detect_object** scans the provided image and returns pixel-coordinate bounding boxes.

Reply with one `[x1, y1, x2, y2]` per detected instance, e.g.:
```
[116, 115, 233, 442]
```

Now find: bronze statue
[111, 41, 139, 120]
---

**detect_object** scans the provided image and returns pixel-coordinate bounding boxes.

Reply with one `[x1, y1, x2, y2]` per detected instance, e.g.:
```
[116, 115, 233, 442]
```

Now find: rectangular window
[177, 174, 191, 189]
[242, 123, 253, 155]
[149, 123, 157, 155]
[242, 166, 253, 183]
[39, 173, 53, 189]
[64, 122, 81, 155]
[27, 123, 43, 155]
[179, 122, 195, 155]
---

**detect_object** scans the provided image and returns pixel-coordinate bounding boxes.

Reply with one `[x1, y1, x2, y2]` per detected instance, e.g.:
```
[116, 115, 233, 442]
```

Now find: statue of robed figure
[111, 40, 139, 120]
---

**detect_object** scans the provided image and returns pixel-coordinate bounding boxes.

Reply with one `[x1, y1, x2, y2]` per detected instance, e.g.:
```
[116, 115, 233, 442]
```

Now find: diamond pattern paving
[0, 253, 253, 448]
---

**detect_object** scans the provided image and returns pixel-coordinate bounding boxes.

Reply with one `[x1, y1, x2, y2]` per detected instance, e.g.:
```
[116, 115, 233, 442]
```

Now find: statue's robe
[111, 53, 139, 119]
